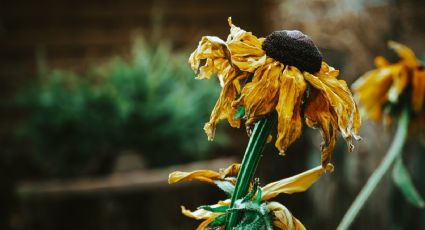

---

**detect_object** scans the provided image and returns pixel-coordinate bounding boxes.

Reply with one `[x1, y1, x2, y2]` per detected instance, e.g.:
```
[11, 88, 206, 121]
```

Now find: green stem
[225, 114, 277, 230]
[337, 108, 410, 230]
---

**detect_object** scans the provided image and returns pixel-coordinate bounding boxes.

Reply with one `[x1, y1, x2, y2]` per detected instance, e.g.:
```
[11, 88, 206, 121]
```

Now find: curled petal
[219, 163, 241, 177]
[189, 36, 230, 79]
[261, 164, 333, 201]
[226, 17, 267, 72]
[181, 206, 217, 220]
[168, 163, 240, 184]
[304, 90, 339, 167]
[169, 170, 221, 184]
[275, 66, 306, 154]
[181, 206, 224, 230]
[267, 202, 306, 230]
[233, 59, 283, 125]
[204, 70, 247, 140]
[388, 40, 419, 68]
[197, 58, 233, 82]
[304, 62, 360, 152]
[411, 69, 425, 112]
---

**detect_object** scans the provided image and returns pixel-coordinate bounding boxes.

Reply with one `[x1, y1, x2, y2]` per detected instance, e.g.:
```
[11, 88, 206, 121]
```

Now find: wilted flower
[169, 163, 333, 230]
[189, 18, 360, 166]
[352, 41, 425, 126]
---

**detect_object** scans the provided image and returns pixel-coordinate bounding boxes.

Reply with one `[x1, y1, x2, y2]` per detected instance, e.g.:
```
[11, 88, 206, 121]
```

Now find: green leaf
[214, 180, 235, 196]
[392, 157, 425, 208]
[234, 106, 245, 119]
[198, 205, 228, 213]
[254, 187, 262, 205]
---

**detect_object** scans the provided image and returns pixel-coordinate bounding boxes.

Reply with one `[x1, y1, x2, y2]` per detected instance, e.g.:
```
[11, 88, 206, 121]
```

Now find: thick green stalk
[225, 114, 277, 230]
[337, 108, 410, 230]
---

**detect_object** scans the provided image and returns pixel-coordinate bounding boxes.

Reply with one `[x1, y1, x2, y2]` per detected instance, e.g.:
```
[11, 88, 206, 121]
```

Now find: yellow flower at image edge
[189, 18, 361, 167]
[169, 163, 333, 230]
[352, 41, 425, 126]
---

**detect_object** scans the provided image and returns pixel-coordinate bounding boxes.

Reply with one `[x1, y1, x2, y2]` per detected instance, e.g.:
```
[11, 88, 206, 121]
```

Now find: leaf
[254, 187, 262, 205]
[198, 205, 228, 213]
[392, 157, 425, 208]
[214, 180, 235, 196]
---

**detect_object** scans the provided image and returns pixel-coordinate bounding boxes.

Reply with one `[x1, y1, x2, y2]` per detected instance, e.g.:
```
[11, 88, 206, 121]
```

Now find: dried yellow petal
[168, 163, 240, 184]
[275, 66, 306, 154]
[227, 17, 267, 72]
[181, 206, 224, 230]
[304, 63, 360, 152]
[267, 202, 306, 230]
[189, 36, 230, 78]
[204, 70, 247, 140]
[261, 164, 333, 201]
[181, 206, 216, 220]
[233, 59, 283, 125]
[304, 90, 339, 167]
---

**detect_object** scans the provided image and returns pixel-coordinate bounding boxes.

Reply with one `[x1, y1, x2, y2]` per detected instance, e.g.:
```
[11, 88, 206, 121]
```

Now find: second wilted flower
[353, 41, 425, 128]
[190, 18, 360, 166]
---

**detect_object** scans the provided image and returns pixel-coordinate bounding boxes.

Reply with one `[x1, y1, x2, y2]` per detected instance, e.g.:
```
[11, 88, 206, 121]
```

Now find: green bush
[16, 39, 225, 176]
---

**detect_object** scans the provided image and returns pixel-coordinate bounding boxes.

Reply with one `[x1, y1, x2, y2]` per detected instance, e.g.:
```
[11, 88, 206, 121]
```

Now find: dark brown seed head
[262, 30, 322, 73]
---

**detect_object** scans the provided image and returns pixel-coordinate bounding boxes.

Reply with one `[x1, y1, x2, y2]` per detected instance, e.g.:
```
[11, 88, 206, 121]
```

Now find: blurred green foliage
[16, 39, 225, 176]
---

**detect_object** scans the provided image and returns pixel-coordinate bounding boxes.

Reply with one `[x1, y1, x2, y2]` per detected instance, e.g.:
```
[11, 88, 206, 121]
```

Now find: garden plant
[169, 18, 361, 230]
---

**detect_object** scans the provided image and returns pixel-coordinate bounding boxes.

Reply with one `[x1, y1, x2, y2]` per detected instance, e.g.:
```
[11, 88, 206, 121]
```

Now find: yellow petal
[267, 202, 306, 230]
[189, 36, 230, 79]
[181, 206, 216, 220]
[261, 164, 333, 201]
[304, 89, 339, 167]
[181, 206, 224, 230]
[388, 40, 419, 68]
[387, 67, 409, 103]
[168, 163, 240, 184]
[352, 65, 402, 121]
[181, 202, 228, 230]
[374, 56, 390, 68]
[219, 163, 241, 178]
[226, 17, 267, 72]
[233, 59, 283, 125]
[275, 66, 306, 154]
[197, 58, 231, 81]
[204, 69, 247, 140]
[411, 69, 425, 112]
[169, 170, 221, 184]
[304, 62, 361, 151]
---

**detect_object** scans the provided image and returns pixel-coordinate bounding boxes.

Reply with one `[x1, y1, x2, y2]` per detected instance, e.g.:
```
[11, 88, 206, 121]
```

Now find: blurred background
[1, 0, 425, 229]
